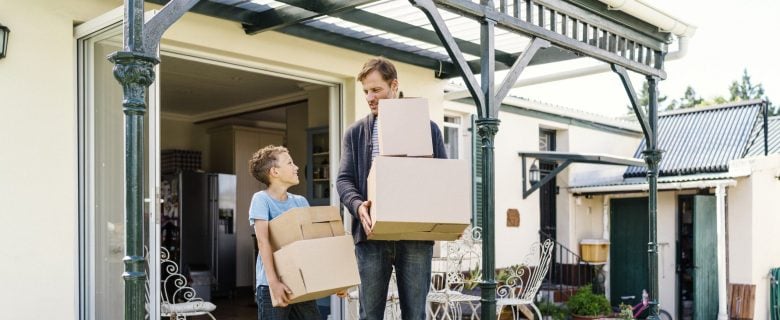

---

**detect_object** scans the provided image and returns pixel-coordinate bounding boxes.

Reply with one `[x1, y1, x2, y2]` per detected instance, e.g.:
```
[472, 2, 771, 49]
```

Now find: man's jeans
[255, 285, 320, 320]
[355, 240, 433, 320]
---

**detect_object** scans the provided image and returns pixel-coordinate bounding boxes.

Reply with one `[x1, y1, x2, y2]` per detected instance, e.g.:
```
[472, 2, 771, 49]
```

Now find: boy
[248, 145, 320, 320]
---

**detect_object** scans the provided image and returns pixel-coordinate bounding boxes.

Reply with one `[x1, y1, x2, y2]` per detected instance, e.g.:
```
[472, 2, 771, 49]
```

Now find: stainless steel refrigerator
[176, 171, 237, 298]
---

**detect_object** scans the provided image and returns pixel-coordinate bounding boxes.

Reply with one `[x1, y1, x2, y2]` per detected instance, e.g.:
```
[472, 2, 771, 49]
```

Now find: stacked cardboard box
[268, 206, 360, 306]
[367, 98, 471, 241]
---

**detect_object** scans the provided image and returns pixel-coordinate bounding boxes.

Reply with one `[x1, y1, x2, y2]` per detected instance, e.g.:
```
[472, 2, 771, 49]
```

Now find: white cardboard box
[367, 156, 470, 241]
[268, 206, 344, 251]
[272, 235, 360, 306]
[378, 98, 433, 157]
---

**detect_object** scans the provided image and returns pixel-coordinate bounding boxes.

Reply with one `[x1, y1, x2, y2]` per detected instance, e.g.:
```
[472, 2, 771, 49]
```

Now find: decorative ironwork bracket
[519, 151, 647, 199]
[142, 0, 200, 56]
[612, 64, 653, 141]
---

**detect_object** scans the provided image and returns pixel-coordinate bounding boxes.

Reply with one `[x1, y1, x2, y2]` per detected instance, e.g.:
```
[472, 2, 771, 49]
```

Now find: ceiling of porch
[160, 55, 317, 123]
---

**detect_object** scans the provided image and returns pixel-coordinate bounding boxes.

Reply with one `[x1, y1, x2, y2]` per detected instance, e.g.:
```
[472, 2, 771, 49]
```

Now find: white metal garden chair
[145, 247, 217, 320]
[347, 269, 401, 320]
[427, 227, 483, 320]
[494, 239, 554, 320]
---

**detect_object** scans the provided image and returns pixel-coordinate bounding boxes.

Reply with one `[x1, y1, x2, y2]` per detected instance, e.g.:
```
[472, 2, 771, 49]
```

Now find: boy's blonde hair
[248, 145, 289, 185]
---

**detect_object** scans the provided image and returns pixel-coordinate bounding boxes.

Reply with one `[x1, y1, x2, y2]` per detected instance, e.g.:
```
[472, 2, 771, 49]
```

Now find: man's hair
[248, 145, 289, 185]
[357, 57, 397, 83]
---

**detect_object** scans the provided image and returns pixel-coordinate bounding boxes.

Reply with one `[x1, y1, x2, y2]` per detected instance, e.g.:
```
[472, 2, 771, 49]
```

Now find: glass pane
[539, 134, 548, 151]
[444, 115, 461, 124]
[93, 36, 126, 319]
[444, 126, 459, 159]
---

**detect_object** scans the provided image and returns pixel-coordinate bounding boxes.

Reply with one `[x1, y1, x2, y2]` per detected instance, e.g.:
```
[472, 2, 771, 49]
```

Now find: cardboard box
[378, 98, 433, 157]
[367, 156, 470, 240]
[268, 206, 344, 251]
[580, 239, 610, 263]
[272, 235, 360, 306]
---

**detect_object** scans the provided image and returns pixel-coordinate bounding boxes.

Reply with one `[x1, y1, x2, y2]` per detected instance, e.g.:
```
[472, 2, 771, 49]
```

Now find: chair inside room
[145, 247, 217, 320]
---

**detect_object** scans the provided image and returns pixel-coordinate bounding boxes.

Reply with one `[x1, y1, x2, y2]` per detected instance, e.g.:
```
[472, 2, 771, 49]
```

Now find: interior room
[157, 54, 336, 319]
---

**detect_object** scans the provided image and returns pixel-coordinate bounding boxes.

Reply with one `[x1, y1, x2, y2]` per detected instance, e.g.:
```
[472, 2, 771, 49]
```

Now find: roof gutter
[444, 1, 696, 101]
[598, 0, 696, 37]
[569, 178, 736, 195]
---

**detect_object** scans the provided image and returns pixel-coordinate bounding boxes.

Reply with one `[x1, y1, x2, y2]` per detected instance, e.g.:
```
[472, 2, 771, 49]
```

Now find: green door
[610, 197, 649, 307]
[693, 195, 718, 320]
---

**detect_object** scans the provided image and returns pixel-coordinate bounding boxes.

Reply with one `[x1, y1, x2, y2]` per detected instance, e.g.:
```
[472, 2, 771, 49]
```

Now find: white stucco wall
[571, 191, 679, 316]
[728, 175, 753, 285]
[443, 100, 643, 268]
[0, 0, 123, 319]
[728, 155, 780, 319]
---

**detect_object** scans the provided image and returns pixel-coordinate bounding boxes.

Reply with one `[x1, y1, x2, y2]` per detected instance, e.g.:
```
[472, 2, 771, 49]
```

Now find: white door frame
[75, 7, 162, 319]
[77, 6, 347, 319]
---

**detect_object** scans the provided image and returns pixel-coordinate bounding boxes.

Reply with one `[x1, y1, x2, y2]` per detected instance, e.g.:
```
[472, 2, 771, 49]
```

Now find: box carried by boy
[269, 206, 360, 306]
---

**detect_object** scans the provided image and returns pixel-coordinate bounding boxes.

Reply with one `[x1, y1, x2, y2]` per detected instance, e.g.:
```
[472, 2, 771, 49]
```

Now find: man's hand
[358, 200, 373, 236]
[269, 280, 292, 307]
[335, 290, 349, 299]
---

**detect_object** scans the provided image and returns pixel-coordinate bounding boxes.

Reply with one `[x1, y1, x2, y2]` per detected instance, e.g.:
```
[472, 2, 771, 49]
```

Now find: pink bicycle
[616, 289, 672, 320]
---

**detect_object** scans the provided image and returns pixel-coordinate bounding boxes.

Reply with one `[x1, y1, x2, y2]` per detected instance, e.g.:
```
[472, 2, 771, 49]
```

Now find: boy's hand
[269, 280, 292, 307]
[335, 290, 349, 298]
[358, 200, 373, 236]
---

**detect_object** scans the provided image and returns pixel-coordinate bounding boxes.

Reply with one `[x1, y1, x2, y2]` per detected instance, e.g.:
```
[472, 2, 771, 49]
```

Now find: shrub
[566, 284, 612, 316]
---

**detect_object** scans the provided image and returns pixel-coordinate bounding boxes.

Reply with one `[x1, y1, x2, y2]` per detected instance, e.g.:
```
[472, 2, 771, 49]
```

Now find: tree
[727, 68, 777, 115]
[730, 68, 765, 101]
[626, 80, 668, 114]
[666, 86, 702, 110]
[623, 69, 777, 116]
[678, 86, 703, 109]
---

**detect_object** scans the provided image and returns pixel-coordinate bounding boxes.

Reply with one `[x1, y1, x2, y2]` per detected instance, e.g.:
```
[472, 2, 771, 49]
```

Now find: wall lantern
[528, 160, 540, 185]
[0, 23, 9, 59]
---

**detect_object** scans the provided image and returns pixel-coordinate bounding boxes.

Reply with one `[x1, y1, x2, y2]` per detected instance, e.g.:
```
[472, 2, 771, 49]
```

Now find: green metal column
[644, 75, 662, 319]
[478, 2, 498, 319]
[108, 1, 158, 319]
[477, 119, 499, 320]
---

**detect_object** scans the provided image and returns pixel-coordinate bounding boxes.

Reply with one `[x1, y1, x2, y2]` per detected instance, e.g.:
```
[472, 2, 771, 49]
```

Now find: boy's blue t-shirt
[249, 190, 309, 288]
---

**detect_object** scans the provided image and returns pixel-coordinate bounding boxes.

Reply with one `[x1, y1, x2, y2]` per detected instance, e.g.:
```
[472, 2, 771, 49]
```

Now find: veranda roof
[147, 0, 674, 79]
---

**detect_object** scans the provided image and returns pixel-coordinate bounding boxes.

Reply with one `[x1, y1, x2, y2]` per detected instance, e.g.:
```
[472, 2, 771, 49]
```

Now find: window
[443, 115, 462, 159]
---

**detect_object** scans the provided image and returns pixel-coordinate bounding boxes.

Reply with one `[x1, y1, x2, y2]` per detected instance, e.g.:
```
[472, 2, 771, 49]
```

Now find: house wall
[0, 0, 446, 318]
[728, 176, 753, 285]
[729, 155, 780, 319]
[573, 154, 780, 319]
[0, 0, 123, 319]
[573, 192, 678, 316]
[443, 100, 642, 268]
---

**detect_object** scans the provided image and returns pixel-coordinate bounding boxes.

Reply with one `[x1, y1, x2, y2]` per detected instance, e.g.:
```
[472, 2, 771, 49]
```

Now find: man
[336, 57, 448, 319]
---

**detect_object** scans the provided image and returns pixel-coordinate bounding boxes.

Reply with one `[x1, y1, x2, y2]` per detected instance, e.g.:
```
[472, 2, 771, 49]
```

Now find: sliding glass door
[76, 8, 160, 319]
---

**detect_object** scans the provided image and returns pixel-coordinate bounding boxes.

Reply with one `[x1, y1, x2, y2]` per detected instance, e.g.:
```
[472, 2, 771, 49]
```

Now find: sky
[510, 0, 780, 118]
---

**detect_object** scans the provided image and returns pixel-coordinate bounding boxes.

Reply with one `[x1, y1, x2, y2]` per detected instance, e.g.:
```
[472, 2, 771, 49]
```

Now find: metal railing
[538, 231, 602, 302]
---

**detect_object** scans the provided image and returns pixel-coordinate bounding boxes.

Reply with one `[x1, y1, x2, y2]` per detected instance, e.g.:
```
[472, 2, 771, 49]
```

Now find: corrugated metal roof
[746, 115, 780, 156]
[624, 100, 764, 178]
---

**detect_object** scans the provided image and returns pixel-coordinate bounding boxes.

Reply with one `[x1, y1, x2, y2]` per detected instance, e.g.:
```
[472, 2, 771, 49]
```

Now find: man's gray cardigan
[336, 113, 448, 243]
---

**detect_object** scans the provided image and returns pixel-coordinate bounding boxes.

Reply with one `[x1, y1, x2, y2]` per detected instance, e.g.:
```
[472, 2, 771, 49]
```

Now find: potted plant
[617, 303, 635, 319]
[566, 284, 612, 320]
[538, 300, 569, 320]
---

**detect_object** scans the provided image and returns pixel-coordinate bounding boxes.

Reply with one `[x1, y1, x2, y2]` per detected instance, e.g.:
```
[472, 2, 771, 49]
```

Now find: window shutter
[471, 115, 483, 228]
